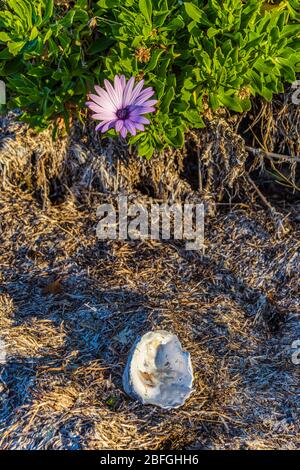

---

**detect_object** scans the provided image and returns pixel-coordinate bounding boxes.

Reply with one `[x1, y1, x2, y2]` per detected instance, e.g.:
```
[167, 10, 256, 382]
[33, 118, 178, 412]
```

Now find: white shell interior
[123, 330, 193, 409]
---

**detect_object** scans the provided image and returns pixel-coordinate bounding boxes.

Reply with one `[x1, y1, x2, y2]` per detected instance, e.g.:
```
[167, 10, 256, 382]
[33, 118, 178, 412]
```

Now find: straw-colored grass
[0, 91, 299, 449]
[0, 182, 299, 449]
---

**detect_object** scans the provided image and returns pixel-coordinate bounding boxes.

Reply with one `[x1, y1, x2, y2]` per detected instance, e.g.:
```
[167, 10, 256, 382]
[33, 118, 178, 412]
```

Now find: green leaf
[165, 127, 184, 148]
[44, 0, 54, 22]
[7, 41, 26, 56]
[184, 109, 204, 127]
[219, 94, 244, 112]
[209, 93, 220, 110]
[59, 10, 76, 27]
[160, 86, 175, 113]
[138, 138, 154, 158]
[7, 0, 33, 29]
[0, 11, 14, 29]
[280, 64, 296, 82]
[43, 29, 53, 43]
[160, 16, 185, 31]
[254, 58, 274, 74]
[240, 97, 252, 112]
[88, 38, 115, 54]
[184, 2, 210, 26]
[0, 48, 12, 60]
[260, 86, 273, 101]
[207, 27, 219, 38]
[0, 32, 11, 42]
[194, 50, 211, 72]
[139, 0, 152, 25]
[154, 10, 169, 28]
[29, 26, 39, 41]
[27, 65, 52, 77]
[145, 49, 164, 72]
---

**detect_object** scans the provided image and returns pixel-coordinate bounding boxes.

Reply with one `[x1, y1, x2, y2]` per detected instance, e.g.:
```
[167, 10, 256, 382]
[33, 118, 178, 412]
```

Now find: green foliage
[0, 0, 97, 130]
[0, 0, 300, 157]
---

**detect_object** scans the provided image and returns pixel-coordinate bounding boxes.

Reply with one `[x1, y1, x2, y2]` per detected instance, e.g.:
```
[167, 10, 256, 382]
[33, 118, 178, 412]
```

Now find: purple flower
[86, 75, 157, 138]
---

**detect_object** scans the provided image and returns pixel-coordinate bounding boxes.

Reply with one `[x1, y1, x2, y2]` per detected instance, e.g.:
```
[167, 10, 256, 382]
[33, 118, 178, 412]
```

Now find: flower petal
[89, 93, 116, 112]
[94, 85, 106, 96]
[95, 122, 105, 131]
[86, 101, 103, 113]
[125, 119, 137, 136]
[140, 99, 158, 107]
[86, 102, 116, 119]
[132, 106, 156, 115]
[104, 79, 122, 109]
[101, 120, 117, 133]
[92, 112, 116, 120]
[130, 116, 150, 125]
[93, 86, 116, 107]
[114, 75, 124, 107]
[134, 122, 145, 132]
[115, 119, 124, 132]
[120, 126, 128, 138]
[89, 77, 156, 133]
[120, 75, 126, 90]
[123, 76, 135, 107]
[130, 79, 145, 103]
[133, 88, 155, 105]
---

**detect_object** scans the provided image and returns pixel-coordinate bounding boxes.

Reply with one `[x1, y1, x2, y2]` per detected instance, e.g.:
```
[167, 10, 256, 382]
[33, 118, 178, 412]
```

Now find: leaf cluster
[0, 0, 299, 157]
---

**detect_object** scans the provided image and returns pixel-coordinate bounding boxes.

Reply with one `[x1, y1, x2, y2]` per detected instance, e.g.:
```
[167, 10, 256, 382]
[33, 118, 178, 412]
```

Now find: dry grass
[237, 84, 300, 194]
[0, 92, 300, 449]
[0, 182, 299, 449]
[0, 112, 251, 212]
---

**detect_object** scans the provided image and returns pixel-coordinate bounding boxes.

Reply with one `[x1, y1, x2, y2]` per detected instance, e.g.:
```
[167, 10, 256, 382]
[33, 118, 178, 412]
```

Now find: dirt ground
[0, 100, 300, 450]
[0, 179, 299, 449]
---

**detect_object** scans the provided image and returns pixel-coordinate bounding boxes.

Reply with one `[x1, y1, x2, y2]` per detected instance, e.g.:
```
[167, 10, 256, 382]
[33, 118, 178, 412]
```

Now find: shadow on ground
[0, 187, 299, 449]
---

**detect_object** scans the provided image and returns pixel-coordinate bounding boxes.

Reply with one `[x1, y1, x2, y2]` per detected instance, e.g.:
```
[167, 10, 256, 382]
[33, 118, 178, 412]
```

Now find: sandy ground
[0, 184, 299, 449]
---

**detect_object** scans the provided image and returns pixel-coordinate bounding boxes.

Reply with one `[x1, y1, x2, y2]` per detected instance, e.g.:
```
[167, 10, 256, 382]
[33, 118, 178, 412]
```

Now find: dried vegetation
[0, 89, 299, 449]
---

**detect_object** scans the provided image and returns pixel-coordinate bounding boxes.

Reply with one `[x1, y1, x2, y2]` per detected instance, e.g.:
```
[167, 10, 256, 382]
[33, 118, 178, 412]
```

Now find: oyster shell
[123, 330, 193, 409]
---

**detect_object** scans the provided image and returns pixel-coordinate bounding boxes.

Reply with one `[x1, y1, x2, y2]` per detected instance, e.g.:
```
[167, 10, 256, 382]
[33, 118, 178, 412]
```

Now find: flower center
[116, 107, 129, 120]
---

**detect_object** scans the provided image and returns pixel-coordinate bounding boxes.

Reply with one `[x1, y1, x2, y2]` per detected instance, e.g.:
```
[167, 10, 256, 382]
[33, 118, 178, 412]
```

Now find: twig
[247, 176, 291, 238]
[246, 146, 300, 163]
[197, 146, 203, 192]
[247, 175, 276, 213]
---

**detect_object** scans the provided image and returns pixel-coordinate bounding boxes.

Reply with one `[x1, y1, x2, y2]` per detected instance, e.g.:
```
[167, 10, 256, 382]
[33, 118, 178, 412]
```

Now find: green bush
[0, 0, 300, 158]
